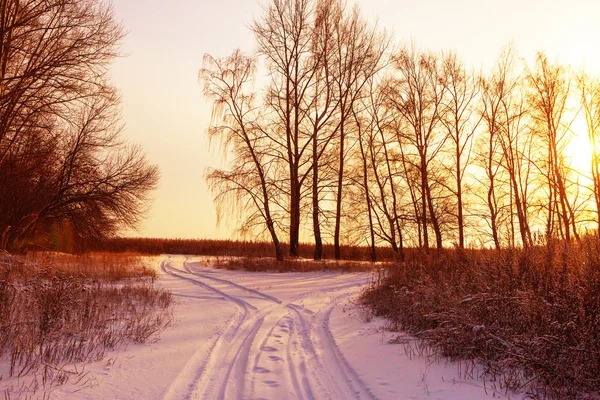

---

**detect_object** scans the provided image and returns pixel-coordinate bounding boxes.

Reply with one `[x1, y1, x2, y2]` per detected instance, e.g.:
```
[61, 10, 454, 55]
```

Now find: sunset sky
[109, 0, 600, 240]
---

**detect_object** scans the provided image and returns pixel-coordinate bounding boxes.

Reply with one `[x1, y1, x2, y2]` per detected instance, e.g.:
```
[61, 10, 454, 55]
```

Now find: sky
[109, 0, 600, 240]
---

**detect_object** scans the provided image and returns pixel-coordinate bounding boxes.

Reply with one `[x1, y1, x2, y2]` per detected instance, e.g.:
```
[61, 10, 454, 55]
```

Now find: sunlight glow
[106, 0, 600, 239]
[565, 116, 593, 175]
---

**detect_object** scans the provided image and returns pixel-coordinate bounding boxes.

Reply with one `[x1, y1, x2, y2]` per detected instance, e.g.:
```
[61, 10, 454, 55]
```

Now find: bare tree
[1, 95, 158, 251]
[0, 0, 157, 251]
[352, 103, 377, 260]
[0, 0, 123, 162]
[528, 54, 579, 242]
[385, 46, 447, 252]
[306, 0, 342, 260]
[251, 0, 316, 258]
[201, 5, 600, 256]
[479, 48, 534, 248]
[497, 71, 534, 248]
[478, 49, 517, 249]
[356, 78, 405, 258]
[440, 53, 481, 248]
[329, 5, 390, 259]
[201, 51, 284, 260]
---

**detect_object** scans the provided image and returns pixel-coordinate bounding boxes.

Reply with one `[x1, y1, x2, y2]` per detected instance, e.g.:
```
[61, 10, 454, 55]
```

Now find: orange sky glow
[109, 0, 600, 239]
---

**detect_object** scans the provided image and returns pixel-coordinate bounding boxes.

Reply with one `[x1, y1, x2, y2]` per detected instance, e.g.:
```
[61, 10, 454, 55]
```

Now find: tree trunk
[312, 134, 323, 260]
[426, 180, 443, 250]
[334, 120, 345, 260]
[289, 179, 300, 257]
[456, 140, 464, 249]
[357, 119, 376, 262]
[420, 153, 430, 252]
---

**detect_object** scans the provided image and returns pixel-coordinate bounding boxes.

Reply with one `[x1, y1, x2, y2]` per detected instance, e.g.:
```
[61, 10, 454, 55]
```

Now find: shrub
[0, 253, 171, 397]
[361, 239, 600, 398]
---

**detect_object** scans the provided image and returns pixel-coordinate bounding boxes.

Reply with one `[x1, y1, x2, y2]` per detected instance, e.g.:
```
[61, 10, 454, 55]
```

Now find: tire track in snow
[160, 256, 376, 400]
[285, 311, 316, 400]
[216, 316, 265, 400]
[248, 313, 316, 400]
[183, 259, 282, 304]
[242, 282, 374, 400]
[287, 291, 378, 400]
[317, 293, 378, 400]
[162, 258, 257, 311]
[160, 257, 252, 400]
[163, 257, 294, 399]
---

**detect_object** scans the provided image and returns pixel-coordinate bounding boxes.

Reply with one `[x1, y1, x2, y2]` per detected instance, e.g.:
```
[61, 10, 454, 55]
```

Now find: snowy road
[160, 256, 375, 400]
[48, 255, 517, 399]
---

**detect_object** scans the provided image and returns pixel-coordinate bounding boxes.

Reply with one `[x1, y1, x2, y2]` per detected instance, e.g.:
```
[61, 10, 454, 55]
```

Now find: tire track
[160, 257, 252, 400]
[183, 258, 282, 304]
[163, 257, 292, 399]
[316, 293, 378, 400]
[162, 258, 257, 311]
[216, 316, 265, 400]
[287, 291, 378, 400]
[286, 310, 316, 400]
[160, 256, 376, 400]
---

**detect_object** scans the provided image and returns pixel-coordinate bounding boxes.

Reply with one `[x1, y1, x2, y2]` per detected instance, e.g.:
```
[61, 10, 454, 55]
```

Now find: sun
[564, 116, 593, 176]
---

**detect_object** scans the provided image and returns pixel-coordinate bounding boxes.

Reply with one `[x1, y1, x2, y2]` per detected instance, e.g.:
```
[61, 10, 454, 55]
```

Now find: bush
[0, 253, 172, 396]
[361, 238, 600, 399]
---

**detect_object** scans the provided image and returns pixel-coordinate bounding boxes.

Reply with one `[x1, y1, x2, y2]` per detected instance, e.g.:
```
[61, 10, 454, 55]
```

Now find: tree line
[0, 0, 158, 252]
[203, 0, 600, 261]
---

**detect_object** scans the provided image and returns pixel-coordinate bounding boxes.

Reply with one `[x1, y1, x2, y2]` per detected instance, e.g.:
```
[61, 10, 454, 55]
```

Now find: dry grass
[0, 252, 172, 398]
[15, 252, 156, 282]
[361, 238, 600, 399]
[83, 237, 400, 261]
[208, 255, 382, 273]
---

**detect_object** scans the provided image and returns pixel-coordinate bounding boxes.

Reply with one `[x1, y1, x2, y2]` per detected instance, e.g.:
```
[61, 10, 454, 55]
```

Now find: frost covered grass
[361, 238, 600, 399]
[0, 252, 172, 397]
[208, 255, 381, 272]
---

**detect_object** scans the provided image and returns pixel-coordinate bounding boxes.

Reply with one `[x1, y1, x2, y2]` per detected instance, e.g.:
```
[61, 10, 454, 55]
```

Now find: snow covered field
[38, 255, 520, 399]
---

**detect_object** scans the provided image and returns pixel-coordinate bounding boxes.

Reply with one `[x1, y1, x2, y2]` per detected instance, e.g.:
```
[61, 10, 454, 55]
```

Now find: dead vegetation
[83, 237, 400, 262]
[0, 252, 172, 397]
[361, 237, 600, 399]
[208, 255, 383, 273]
[20, 252, 157, 282]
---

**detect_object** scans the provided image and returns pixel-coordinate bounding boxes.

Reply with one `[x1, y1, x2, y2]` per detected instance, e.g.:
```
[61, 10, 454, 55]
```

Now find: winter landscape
[1, 255, 525, 399]
[2, 0, 600, 398]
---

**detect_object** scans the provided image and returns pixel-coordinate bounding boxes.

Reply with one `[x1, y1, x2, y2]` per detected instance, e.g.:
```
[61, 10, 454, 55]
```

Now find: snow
[2, 255, 524, 399]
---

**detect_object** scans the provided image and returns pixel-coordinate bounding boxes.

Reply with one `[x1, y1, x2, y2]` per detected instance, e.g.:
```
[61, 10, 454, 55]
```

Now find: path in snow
[160, 256, 375, 400]
[42, 255, 521, 400]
